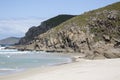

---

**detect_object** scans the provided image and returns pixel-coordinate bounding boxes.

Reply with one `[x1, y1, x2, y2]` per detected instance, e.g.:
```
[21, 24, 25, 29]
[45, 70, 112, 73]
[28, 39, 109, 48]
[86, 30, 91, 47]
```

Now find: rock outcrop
[16, 2, 120, 59]
[18, 15, 75, 45]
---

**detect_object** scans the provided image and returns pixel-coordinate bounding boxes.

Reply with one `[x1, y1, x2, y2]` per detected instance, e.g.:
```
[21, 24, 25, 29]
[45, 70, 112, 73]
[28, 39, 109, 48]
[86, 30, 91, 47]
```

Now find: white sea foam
[0, 49, 72, 76]
[0, 46, 5, 50]
[0, 49, 31, 55]
[0, 68, 17, 71]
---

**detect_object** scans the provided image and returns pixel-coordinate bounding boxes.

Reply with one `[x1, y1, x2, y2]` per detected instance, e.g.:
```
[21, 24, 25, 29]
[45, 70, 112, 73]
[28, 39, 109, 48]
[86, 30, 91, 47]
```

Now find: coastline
[0, 56, 76, 80]
[0, 50, 74, 76]
[1, 58, 120, 80]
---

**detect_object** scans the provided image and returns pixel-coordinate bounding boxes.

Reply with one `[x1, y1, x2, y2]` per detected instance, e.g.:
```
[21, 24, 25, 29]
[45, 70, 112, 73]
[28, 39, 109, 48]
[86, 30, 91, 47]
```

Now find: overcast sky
[0, 0, 119, 39]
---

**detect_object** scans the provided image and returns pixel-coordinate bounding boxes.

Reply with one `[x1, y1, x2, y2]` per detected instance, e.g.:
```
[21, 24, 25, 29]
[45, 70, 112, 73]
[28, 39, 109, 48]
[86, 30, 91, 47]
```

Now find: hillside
[18, 15, 75, 44]
[17, 2, 120, 59]
[0, 37, 20, 46]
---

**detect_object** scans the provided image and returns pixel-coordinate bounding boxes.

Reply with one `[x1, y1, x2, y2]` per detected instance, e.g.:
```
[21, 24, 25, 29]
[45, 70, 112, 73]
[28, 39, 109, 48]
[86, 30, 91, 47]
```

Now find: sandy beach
[0, 58, 120, 80]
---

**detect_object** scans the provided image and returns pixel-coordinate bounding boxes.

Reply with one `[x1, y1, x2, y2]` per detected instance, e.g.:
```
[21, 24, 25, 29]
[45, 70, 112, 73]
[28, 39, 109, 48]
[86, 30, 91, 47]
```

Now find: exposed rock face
[88, 10, 120, 43]
[16, 2, 120, 59]
[18, 15, 75, 45]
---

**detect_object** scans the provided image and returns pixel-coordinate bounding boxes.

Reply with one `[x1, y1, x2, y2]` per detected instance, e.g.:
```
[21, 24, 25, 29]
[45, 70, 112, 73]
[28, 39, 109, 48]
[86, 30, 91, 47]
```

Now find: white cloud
[0, 18, 45, 39]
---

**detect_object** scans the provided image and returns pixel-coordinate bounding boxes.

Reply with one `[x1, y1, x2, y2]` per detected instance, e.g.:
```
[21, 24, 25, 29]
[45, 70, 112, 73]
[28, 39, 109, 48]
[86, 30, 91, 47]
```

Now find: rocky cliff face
[17, 2, 120, 59]
[18, 15, 75, 45]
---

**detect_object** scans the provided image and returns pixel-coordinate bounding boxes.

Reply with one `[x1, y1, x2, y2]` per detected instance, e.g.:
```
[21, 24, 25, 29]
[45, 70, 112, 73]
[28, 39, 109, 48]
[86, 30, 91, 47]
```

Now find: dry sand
[1, 58, 120, 80]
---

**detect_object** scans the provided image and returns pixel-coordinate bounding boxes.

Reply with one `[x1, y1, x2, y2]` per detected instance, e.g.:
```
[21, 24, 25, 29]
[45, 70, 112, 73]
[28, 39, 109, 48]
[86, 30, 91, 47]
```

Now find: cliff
[17, 2, 120, 59]
[18, 15, 75, 45]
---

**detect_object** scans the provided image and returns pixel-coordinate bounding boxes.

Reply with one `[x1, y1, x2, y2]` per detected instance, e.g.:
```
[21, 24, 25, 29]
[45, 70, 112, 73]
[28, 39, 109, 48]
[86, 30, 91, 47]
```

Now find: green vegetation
[43, 14, 75, 27]
[50, 2, 120, 41]
[20, 2, 120, 45]
[54, 2, 120, 30]
[94, 2, 120, 11]
[19, 14, 75, 44]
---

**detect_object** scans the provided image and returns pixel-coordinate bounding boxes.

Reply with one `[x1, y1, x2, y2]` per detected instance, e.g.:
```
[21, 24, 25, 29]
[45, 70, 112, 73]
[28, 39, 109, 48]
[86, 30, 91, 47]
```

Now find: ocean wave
[0, 49, 32, 55]
[0, 68, 24, 76]
[0, 51, 31, 54]
[0, 47, 5, 50]
[0, 68, 18, 71]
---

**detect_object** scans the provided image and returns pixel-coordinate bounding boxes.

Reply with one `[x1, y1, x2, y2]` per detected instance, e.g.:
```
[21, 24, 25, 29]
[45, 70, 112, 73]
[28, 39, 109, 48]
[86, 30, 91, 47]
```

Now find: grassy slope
[19, 15, 75, 44]
[55, 2, 120, 30]
[43, 14, 75, 27]
[42, 2, 120, 40]
[40, 2, 120, 42]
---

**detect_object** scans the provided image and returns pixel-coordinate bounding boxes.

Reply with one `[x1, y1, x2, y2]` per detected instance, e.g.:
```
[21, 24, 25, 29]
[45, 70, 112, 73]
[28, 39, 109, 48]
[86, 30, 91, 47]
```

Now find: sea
[0, 46, 72, 76]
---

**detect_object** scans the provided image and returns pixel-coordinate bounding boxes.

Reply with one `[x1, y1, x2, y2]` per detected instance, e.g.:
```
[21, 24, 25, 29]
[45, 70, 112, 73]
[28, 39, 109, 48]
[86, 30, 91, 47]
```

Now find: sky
[0, 0, 119, 39]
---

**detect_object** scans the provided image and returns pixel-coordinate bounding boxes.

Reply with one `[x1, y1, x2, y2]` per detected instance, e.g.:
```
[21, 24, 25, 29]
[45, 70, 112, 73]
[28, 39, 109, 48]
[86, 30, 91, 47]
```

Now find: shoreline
[0, 59, 77, 80]
[1, 58, 120, 80]
[0, 52, 76, 77]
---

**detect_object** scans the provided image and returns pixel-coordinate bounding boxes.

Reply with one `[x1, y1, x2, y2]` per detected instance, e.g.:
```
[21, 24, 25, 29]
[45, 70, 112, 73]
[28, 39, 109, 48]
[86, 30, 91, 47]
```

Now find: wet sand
[1, 58, 120, 80]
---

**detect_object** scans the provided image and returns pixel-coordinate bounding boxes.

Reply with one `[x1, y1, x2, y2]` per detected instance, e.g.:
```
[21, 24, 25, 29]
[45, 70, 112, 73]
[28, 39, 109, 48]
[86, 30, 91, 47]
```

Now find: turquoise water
[0, 49, 71, 76]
